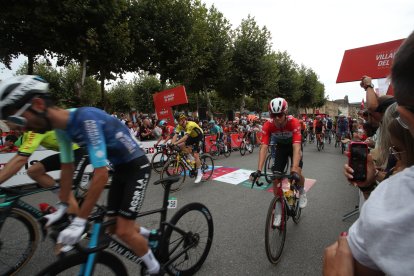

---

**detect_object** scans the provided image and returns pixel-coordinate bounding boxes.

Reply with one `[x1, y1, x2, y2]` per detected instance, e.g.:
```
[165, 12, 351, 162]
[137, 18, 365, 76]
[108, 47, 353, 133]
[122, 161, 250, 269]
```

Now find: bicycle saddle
[154, 175, 181, 186]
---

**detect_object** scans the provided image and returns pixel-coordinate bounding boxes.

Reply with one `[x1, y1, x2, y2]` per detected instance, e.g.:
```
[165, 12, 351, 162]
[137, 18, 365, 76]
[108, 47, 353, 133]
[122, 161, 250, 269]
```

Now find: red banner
[155, 107, 174, 125]
[204, 135, 216, 153]
[336, 39, 405, 83]
[153, 86, 188, 108]
[230, 133, 243, 148]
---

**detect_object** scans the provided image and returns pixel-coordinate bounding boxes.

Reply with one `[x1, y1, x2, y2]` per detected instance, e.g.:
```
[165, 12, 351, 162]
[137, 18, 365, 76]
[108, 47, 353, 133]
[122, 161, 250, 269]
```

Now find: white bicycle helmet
[0, 75, 49, 119]
[269, 97, 288, 114]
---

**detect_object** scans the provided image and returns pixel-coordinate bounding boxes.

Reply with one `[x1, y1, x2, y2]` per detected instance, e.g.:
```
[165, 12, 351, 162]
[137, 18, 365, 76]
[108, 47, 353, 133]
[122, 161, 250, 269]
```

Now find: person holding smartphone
[324, 31, 414, 276]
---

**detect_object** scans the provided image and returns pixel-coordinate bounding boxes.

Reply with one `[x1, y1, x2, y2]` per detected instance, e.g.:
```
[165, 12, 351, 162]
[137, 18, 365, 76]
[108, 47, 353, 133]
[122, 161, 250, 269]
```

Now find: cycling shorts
[107, 155, 151, 219]
[40, 148, 86, 172]
[271, 145, 303, 174]
[185, 135, 203, 153]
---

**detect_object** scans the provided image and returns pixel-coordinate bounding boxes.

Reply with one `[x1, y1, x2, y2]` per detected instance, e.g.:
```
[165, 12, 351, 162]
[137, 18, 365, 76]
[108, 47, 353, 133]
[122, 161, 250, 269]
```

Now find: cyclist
[326, 115, 333, 142]
[171, 113, 204, 183]
[336, 114, 349, 141]
[250, 98, 307, 215]
[307, 118, 314, 142]
[153, 120, 174, 148]
[0, 129, 86, 215]
[209, 119, 224, 142]
[0, 75, 162, 275]
[314, 115, 326, 146]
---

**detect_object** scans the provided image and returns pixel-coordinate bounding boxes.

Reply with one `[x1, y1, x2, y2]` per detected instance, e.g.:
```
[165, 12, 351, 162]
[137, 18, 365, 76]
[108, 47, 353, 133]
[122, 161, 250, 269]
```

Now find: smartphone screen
[349, 143, 367, 181]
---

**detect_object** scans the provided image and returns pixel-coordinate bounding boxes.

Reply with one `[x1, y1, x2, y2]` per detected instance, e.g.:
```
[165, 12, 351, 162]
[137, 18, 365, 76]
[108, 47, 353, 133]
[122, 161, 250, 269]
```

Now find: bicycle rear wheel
[200, 154, 214, 181]
[164, 203, 214, 276]
[0, 207, 40, 276]
[36, 251, 127, 276]
[209, 144, 219, 158]
[161, 160, 186, 192]
[264, 196, 286, 264]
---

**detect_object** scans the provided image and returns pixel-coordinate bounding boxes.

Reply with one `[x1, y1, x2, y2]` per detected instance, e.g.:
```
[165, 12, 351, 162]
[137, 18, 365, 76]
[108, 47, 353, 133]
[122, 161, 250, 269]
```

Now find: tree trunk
[27, 55, 34, 75]
[100, 75, 105, 110]
[240, 94, 246, 114]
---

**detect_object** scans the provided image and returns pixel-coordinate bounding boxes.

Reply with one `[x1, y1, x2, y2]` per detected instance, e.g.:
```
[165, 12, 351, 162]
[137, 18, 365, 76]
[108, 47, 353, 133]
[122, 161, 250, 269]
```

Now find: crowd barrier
[0, 140, 161, 188]
[203, 131, 262, 153]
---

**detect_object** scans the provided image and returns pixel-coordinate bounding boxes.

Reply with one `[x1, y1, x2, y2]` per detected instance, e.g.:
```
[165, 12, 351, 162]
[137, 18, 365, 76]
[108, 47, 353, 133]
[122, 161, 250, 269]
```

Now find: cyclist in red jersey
[250, 97, 307, 209]
[154, 120, 174, 147]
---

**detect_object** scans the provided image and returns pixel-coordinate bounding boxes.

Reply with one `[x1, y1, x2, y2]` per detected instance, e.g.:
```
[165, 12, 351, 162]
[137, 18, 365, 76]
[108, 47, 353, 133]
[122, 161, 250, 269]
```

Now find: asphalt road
[16, 140, 359, 276]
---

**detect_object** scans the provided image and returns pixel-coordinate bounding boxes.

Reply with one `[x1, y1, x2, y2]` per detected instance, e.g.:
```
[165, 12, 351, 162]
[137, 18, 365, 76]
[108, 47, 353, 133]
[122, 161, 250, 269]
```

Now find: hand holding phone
[348, 142, 368, 181]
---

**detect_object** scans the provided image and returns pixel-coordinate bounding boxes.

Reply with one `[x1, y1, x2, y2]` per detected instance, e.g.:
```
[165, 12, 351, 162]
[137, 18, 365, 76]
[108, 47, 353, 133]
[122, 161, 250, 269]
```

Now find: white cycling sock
[141, 249, 160, 274]
[197, 168, 202, 175]
[140, 226, 151, 238]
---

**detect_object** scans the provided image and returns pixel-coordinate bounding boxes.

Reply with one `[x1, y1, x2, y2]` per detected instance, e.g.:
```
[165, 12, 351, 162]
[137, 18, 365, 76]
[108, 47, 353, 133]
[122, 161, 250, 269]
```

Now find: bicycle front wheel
[200, 154, 214, 181]
[264, 196, 286, 264]
[151, 151, 169, 174]
[164, 203, 214, 276]
[161, 160, 186, 192]
[36, 251, 127, 276]
[0, 207, 40, 276]
[292, 195, 302, 224]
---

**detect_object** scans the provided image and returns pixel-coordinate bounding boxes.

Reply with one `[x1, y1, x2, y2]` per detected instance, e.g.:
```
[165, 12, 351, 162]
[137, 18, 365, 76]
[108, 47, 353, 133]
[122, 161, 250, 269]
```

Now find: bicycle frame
[69, 178, 200, 274]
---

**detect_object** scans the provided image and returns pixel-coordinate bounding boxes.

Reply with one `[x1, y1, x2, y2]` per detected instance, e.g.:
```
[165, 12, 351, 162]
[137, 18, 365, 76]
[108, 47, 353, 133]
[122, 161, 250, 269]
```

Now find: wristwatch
[365, 83, 374, 90]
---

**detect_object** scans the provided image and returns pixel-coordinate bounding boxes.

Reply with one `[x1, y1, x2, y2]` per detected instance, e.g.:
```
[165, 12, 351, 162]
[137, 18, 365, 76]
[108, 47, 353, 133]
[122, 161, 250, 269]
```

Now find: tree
[0, 1, 58, 73]
[221, 16, 273, 112]
[131, 74, 163, 114]
[128, 0, 198, 87]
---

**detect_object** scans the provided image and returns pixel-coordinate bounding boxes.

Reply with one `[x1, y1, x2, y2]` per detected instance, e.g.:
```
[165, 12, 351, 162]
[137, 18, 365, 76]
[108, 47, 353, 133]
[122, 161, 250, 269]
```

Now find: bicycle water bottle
[284, 190, 294, 206]
[39, 203, 57, 214]
[148, 229, 159, 250]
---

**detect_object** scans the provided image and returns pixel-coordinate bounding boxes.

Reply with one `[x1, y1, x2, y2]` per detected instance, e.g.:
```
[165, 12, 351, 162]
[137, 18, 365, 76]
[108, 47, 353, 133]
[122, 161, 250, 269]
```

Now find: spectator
[324, 30, 414, 276]
[139, 118, 153, 141]
[0, 134, 18, 153]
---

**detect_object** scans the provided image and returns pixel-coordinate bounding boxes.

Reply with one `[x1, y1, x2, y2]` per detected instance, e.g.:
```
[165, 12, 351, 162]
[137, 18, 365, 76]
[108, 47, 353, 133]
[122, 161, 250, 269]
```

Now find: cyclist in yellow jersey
[172, 114, 204, 183]
[0, 130, 86, 216]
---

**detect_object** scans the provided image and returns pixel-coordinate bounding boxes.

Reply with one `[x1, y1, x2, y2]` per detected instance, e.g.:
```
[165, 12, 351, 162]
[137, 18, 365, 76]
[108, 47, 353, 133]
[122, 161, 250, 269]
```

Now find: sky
[202, 0, 414, 102]
[1, 0, 413, 103]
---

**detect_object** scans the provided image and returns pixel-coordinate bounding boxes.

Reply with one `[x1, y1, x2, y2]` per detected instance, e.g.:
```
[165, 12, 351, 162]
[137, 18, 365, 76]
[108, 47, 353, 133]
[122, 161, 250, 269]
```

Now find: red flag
[361, 98, 365, 110]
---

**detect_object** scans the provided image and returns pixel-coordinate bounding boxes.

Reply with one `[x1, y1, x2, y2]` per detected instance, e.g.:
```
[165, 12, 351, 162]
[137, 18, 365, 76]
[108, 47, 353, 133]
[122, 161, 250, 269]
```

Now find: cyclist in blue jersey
[336, 114, 349, 140]
[209, 120, 223, 141]
[0, 75, 163, 275]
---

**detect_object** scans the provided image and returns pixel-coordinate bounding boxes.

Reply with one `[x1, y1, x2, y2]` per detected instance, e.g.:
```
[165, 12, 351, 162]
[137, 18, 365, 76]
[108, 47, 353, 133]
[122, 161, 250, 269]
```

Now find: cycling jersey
[175, 121, 203, 138]
[161, 125, 175, 139]
[18, 131, 79, 157]
[315, 121, 324, 133]
[326, 119, 333, 129]
[209, 125, 223, 134]
[261, 116, 302, 146]
[55, 107, 145, 168]
[337, 118, 349, 132]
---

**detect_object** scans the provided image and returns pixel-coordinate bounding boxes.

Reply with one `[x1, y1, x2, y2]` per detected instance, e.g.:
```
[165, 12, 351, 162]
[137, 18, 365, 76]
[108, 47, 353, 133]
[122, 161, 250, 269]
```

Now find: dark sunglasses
[6, 103, 31, 127]
[271, 113, 285, 118]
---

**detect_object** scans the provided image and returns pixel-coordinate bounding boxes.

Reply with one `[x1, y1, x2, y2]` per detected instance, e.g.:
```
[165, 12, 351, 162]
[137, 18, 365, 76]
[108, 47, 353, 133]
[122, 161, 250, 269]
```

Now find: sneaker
[299, 193, 308, 208]
[195, 173, 203, 183]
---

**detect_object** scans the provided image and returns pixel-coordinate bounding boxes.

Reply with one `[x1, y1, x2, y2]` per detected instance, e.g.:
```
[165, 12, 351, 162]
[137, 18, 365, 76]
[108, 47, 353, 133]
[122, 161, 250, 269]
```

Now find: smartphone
[348, 142, 368, 181]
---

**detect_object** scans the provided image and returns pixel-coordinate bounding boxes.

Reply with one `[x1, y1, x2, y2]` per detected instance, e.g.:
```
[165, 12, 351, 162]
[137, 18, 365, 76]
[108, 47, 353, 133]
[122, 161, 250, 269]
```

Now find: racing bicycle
[239, 133, 254, 156]
[160, 147, 214, 192]
[151, 144, 177, 174]
[251, 172, 302, 264]
[209, 138, 231, 159]
[36, 175, 214, 276]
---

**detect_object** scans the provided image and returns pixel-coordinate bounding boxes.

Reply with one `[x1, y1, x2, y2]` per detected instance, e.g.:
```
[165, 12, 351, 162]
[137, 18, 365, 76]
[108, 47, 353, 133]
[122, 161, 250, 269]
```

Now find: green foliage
[106, 81, 134, 113]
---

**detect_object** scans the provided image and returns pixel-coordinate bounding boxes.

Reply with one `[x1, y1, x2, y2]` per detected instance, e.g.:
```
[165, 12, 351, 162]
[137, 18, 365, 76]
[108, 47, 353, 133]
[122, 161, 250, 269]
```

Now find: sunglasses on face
[7, 103, 31, 127]
[395, 105, 414, 130]
[271, 113, 285, 118]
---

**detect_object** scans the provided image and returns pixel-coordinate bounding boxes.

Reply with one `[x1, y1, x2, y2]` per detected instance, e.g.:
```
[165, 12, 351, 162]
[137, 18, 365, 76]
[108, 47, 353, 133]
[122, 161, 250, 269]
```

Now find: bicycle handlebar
[250, 173, 294, 189]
